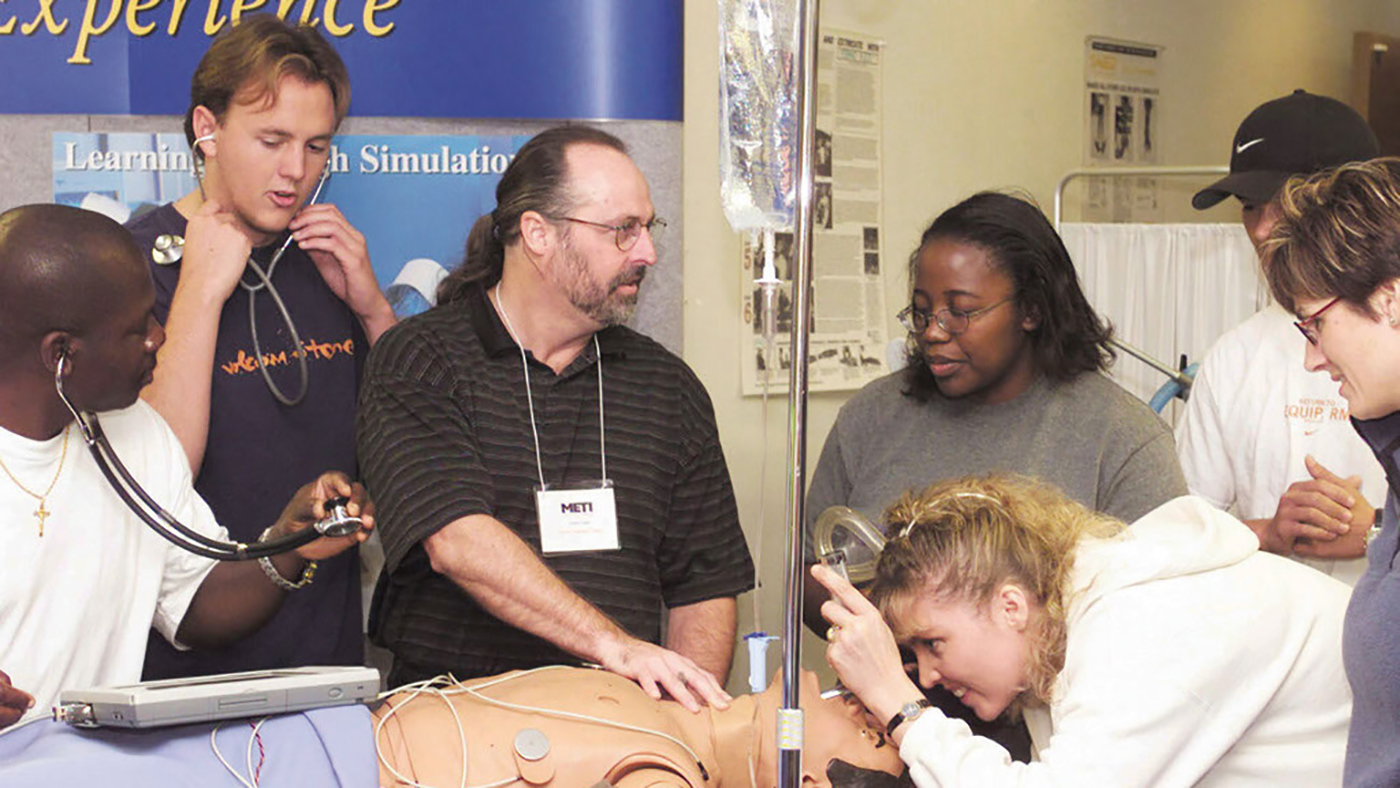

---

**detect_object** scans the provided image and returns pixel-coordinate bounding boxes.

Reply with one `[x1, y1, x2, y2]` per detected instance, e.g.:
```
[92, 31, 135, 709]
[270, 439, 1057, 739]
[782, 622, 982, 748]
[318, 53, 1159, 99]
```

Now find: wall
[683, 0, 1400, 688]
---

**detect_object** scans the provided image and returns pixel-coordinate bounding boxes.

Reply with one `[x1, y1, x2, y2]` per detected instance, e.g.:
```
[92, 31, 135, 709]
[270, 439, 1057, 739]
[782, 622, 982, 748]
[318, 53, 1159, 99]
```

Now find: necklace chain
[0, 425, 70, 536]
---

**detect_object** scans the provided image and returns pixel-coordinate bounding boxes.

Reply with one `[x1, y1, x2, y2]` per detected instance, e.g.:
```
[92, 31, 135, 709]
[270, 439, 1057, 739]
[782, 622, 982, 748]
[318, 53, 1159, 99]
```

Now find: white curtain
[1060, 223, 1266, 422]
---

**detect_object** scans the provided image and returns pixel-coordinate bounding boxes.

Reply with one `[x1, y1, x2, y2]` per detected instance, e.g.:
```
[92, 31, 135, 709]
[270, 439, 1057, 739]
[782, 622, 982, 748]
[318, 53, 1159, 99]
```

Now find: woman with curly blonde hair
[813, 475, 1351, 787]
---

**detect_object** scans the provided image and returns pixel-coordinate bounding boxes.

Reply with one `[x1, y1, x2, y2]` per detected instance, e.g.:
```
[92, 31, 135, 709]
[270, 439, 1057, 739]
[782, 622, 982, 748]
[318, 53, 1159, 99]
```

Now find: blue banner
[54, 131, 529, 316]
[5, 1, 682, 121]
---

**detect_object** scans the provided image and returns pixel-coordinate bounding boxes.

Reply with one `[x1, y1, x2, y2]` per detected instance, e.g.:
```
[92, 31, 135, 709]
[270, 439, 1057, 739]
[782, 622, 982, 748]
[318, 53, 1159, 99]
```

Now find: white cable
[0, 712, 52, 736]
[211, 718, 265, 788]
[374, 666, 709, 785]
[373, 677, 472, 788]
[753, 226, 781, 629]
[754, 319, 771, 627]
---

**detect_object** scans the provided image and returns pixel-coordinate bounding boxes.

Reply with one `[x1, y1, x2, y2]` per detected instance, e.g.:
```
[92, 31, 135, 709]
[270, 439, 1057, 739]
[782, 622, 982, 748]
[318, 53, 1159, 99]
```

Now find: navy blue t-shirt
[127, 203, 366, 678]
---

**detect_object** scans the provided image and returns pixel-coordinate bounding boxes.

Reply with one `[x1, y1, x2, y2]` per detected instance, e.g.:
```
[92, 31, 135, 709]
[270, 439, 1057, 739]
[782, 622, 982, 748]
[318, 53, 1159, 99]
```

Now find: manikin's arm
[666, 597, 737, 683]
[424, 514, 731, 712]
[141, 200, 252, 472]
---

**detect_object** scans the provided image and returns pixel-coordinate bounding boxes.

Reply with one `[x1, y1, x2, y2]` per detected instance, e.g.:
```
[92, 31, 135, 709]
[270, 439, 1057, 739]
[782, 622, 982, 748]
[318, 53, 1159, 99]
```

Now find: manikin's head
[1192, 90, 1379, 256]
[753, 669, 905, 787]
[437, 125, 661, 328]
[0, 205, 164, 429]
[185, 15, 350, 243]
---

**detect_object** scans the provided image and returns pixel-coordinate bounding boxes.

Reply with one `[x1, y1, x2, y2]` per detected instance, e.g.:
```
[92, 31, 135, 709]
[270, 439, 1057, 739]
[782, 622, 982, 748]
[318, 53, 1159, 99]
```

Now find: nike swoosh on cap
[1235, 138, 1265, 154]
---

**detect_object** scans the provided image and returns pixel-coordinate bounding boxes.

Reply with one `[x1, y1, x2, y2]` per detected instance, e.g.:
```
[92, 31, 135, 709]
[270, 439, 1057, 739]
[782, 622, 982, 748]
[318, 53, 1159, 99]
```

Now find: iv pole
[778, 0, 820, 786]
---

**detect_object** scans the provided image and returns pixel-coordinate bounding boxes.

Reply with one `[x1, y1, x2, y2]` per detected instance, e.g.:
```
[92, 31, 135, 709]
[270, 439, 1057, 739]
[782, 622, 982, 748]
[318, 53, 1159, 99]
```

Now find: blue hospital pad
[0, 704, 377, 787]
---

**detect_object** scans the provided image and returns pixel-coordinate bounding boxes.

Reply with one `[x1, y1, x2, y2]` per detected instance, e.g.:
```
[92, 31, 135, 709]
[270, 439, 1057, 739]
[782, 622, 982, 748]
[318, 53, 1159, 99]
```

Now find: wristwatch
[885, 698, 933, 735]
[1365, 516, 1384, 549]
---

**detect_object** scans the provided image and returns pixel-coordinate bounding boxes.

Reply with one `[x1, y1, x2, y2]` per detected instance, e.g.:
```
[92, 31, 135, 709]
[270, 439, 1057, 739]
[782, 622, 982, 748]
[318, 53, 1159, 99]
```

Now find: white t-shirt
[0, 401, 223, 717]
[1175, 304, 1385, 585]
[901, 498, 1351, 788]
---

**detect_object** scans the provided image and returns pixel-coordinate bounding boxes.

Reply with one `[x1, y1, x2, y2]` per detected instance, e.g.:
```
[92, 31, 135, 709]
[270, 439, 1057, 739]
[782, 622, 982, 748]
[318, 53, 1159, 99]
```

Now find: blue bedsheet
[0, 704, 377, 787]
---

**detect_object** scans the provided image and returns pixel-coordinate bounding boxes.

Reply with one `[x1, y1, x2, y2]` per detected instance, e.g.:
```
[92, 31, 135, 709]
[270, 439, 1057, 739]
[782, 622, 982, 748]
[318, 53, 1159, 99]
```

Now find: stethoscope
[150, 136, 332, 407]
[54, 353, 362, 560]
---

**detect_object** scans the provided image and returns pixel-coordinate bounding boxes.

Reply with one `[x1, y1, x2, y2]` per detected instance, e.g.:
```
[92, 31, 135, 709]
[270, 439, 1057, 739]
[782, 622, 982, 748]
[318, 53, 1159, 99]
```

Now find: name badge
[535, 481, 619, 554]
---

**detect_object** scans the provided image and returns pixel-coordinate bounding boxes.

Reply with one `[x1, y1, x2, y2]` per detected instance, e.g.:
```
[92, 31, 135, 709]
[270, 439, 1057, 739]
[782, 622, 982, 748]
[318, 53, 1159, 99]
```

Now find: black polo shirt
[357, 283, 754, 682]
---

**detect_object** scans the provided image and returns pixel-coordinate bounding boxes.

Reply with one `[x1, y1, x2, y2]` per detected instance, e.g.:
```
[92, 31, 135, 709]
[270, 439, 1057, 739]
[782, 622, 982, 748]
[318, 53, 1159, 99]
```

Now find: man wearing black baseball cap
[1177, 89, 1384, 582]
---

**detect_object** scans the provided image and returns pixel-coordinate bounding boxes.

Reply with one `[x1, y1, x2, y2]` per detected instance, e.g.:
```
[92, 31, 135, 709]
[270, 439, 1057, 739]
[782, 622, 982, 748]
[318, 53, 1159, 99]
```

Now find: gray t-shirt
[806, 371, 1186, 552]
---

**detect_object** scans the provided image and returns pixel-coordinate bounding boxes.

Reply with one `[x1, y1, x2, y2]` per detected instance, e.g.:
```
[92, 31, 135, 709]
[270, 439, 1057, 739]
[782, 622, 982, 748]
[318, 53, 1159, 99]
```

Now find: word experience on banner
[0, 0, 400, 66]
[1, 1, 682, 121]
[53, 131, 530, 318]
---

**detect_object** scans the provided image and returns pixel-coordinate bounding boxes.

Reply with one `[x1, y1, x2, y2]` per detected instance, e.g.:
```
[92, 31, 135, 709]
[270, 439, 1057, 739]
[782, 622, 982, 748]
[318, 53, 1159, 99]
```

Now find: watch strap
[885, 698, 933, 735]
[257, 526, 317, 590]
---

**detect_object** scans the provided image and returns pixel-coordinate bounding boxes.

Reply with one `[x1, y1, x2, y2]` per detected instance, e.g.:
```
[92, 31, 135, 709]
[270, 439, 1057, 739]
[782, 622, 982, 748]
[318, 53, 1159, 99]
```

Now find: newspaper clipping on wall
[1083, 37, 1163, 222]
[741, 29, 888, 396]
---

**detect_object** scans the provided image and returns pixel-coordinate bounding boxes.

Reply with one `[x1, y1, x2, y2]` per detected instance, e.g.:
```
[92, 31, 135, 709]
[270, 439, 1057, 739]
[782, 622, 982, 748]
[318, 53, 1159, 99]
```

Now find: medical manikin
[374, 667, 903, 787]
[0, 668, 903, 787]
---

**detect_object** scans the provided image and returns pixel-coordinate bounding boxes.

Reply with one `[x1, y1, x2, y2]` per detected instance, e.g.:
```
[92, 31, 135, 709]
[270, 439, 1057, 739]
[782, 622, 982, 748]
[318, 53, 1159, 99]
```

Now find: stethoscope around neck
[53, 353, 361, 560]
[150, 134, 332, 407]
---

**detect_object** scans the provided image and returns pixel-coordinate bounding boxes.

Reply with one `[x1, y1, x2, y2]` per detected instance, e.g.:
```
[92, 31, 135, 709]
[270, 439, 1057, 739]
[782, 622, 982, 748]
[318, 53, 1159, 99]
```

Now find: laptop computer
[55, 666, 380, 729]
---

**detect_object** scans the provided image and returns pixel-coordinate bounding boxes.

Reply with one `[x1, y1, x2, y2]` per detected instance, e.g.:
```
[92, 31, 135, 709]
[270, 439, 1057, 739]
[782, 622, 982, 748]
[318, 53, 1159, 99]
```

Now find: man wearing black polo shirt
[358, 126, 754, 711]
[129, 16, 396, 679]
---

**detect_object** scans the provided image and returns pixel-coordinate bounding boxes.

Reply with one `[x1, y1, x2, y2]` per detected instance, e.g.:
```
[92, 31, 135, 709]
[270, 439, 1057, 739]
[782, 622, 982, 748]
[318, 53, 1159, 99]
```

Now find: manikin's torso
[373, 667, 757, 787]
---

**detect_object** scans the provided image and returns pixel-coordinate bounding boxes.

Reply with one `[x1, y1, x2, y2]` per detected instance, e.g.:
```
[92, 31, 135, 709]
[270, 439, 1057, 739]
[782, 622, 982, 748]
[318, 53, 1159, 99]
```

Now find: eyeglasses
[555, 215, 667, 252]
[897, 297, 1013, 336]
[1293, 297, 1342, 346]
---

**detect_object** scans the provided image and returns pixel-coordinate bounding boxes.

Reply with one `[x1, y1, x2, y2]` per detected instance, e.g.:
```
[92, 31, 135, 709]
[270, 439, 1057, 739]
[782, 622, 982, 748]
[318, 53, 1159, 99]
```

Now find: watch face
[888, 698, 931, 734]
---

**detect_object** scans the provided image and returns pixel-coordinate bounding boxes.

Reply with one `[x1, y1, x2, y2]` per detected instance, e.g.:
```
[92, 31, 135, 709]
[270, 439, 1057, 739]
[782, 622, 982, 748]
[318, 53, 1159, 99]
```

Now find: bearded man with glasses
[356, 126, 753, 712]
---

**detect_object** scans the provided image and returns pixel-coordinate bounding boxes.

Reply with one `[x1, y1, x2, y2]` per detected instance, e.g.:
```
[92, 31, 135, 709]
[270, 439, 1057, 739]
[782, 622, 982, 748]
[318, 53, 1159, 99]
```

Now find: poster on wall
[1083, 37, 1163, 222]
[53, 132, 529, 317]
[739, 29, 888, 396]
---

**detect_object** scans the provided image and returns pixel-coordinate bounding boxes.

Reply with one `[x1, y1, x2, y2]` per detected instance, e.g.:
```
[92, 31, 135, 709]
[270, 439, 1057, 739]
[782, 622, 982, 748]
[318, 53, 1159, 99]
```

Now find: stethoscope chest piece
[152, 234, 185, 265]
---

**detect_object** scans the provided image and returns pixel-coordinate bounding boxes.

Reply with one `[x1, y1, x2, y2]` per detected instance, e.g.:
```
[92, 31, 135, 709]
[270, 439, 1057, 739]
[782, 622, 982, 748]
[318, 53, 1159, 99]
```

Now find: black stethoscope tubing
[55, 356, 321, 560]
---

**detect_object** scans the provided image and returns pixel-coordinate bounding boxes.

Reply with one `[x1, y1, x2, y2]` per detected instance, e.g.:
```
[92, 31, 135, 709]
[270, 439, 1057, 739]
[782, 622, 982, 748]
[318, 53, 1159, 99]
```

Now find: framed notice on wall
[740, 29, 888, 396]
[1083, 37, 1164, 222]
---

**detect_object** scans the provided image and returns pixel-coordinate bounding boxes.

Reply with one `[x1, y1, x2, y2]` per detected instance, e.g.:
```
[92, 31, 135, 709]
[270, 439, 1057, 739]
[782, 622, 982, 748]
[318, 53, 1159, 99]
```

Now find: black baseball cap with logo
[1192, 89, 1380, 210]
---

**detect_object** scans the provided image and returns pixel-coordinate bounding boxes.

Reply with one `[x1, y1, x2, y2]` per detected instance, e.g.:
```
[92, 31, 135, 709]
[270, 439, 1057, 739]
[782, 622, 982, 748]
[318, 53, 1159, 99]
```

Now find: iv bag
[719, 0, 799, 234]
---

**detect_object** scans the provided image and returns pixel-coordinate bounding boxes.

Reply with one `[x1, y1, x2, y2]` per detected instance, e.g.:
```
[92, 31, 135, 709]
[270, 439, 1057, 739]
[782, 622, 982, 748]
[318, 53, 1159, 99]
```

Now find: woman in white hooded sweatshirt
[812, 475, 1351, 787]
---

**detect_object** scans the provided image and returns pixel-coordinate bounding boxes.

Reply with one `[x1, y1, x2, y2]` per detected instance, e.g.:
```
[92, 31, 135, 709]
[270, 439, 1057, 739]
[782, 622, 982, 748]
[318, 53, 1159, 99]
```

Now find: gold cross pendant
[35, 501, 49, 537]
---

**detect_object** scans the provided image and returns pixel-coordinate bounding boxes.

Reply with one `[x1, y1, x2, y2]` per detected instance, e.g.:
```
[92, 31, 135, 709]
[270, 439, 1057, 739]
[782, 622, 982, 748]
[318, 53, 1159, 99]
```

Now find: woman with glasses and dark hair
[803, 191, 1186, 759]
[811, 475, 1350, 788]
[1263, 157, 1400, 788]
